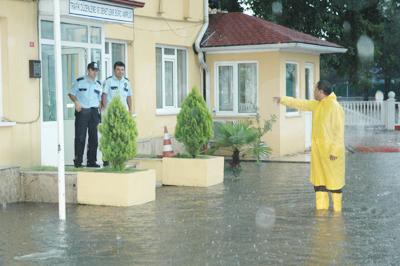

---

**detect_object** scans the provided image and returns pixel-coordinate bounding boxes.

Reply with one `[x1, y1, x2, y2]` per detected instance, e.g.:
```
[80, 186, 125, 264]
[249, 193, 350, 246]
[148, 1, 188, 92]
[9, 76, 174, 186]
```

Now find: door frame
[39, 16, 105, 166]
[304, 63, 314, 150]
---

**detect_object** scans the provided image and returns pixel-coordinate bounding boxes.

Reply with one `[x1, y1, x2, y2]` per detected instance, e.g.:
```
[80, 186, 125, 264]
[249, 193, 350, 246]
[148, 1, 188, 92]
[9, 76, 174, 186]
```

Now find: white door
[41, 46, 87, 166]
[305, 64, 314, 150]
[62, 47, 87, 165]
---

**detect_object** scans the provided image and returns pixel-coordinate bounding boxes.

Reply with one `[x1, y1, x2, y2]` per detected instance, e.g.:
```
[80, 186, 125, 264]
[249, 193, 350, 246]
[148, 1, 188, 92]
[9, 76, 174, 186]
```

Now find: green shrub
[99, 97, 138, 171]
[175, 88, 213, 158]
[214, 120, 257, 168]
[214, 114, 276, 168]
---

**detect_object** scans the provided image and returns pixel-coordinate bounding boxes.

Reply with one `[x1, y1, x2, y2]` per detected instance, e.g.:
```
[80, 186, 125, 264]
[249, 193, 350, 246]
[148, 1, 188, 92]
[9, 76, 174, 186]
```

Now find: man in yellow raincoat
[274, 80, 345, 212]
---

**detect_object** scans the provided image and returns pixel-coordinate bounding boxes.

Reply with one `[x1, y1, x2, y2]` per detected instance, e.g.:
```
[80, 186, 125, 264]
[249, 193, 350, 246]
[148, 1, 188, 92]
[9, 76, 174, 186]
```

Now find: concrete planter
[162, 156, 224, 187]
[77, 169, 156, 207]
[133, 158, 163, 186]
[22, 171, 77, 203]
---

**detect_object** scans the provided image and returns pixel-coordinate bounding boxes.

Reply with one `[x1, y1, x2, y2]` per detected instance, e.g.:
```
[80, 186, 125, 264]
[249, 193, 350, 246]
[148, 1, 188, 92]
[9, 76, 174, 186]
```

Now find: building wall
[279, 52, 320, 155]
[0, 0, 204, 167]
[206, 51, 320, 156]
[206, 51, 282, 156]
[0, 0, 41, 166]
[106, 0, 204, 140]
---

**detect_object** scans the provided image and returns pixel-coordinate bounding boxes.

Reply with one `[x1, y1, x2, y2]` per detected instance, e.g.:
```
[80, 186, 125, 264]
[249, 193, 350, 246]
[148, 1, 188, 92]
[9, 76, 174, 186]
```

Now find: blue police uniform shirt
[70, 76, 102, 108]
[103, 75, 132, 110]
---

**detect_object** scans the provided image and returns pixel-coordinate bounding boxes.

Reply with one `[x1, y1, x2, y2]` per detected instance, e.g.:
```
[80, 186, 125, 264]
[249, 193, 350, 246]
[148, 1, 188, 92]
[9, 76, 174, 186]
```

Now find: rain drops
[343, 21, 351, 33]
[255, 206, 276, 229]
[357, 35, 374, 61]
[272, 1, 283, 15]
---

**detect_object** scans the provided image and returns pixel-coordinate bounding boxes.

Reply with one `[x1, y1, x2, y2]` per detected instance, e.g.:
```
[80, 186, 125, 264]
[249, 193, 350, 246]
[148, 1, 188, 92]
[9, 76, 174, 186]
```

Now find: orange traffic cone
[162, 126, 175, 157]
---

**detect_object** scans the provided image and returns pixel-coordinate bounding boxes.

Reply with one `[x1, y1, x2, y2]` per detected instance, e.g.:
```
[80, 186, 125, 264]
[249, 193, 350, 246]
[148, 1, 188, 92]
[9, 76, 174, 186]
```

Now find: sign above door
[69, 0, 134, 23]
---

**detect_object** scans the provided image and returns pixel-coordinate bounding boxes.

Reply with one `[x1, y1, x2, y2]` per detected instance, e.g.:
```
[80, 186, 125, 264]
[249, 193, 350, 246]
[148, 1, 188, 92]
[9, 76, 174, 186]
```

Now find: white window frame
[214, 61, 259, 117]
[105, 39, 129, 79]
[156, 45, 189, 116]
[305, 63, 314, 100]
[285, 61, 300, 117]
[39, 16, 105, 123]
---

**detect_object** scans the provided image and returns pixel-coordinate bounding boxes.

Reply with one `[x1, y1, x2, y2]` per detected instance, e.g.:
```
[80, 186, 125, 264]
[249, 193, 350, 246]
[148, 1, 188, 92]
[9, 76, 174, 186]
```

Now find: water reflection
[306, 211, 345, 266]
[1, 153, 400, 265]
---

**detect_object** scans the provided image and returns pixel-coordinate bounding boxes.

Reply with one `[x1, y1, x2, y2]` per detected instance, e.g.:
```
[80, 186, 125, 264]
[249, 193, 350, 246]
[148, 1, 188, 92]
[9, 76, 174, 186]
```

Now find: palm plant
[214, 121, 257, 168]
[213, 114, 277, 169]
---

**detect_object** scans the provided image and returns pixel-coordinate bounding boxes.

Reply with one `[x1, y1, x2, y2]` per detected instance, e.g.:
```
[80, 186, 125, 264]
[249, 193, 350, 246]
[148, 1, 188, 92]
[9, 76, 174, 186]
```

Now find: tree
[175, 88, 213, 158]
[209, 0, 243, 12]
[99, 97, 138, 171]
[241, 0, 400, 99]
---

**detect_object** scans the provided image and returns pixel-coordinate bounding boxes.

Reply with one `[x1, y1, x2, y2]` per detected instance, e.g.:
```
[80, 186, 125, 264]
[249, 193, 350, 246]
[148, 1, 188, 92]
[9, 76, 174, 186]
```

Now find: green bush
[175, 88, 213, 158]
[99, 97, 138, 171]
[214, 120, 257, 168]
[214, 114, 276, 168]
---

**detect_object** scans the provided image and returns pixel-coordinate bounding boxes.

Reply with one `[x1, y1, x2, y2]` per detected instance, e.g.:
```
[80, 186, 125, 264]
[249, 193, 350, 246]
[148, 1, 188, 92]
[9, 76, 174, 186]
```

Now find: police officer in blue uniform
[68, 62, 102, 168]
[101, 61, 133, 112]
[101, 61, 132, 167]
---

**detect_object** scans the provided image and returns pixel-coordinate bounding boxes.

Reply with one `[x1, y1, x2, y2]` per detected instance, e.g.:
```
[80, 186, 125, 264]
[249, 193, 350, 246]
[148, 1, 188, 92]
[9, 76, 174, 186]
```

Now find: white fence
[339, 91, 400, 129]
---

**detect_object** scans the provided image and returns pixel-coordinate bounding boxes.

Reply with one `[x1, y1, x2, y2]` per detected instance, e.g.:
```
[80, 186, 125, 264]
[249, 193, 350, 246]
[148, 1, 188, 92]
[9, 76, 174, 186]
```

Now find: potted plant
[77, 97, 156, 206]
[213, 113, 276, 173]
[162, 88, 224, 187]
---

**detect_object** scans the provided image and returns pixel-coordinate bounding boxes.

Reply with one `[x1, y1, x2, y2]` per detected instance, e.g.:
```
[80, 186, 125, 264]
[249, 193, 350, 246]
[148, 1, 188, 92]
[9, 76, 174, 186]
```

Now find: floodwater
[1, 153, 400, 265]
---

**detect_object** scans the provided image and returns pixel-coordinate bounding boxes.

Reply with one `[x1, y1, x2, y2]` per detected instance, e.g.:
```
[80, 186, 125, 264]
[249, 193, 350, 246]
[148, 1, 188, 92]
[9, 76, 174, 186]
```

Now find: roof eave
[201, 43, 347, 54]
[108, 0, 145, 8]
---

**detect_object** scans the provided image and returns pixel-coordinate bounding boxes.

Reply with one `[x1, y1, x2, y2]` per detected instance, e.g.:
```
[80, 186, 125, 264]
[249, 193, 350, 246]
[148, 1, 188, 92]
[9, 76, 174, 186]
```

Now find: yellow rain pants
[281, 93, 345, 190]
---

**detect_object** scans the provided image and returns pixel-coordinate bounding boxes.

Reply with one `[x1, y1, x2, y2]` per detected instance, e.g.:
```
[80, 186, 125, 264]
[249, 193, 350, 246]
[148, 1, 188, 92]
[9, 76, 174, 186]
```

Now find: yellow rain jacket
[281, 93, 345, 190]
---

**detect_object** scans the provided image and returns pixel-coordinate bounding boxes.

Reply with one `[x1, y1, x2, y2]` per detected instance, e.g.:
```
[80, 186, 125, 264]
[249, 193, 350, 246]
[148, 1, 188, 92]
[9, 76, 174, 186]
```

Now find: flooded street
[1, 150, 400, 265]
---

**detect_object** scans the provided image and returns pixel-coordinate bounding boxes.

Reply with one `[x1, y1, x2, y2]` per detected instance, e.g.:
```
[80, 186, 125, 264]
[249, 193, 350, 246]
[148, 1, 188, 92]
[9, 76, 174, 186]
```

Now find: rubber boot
[315, 192, 329, 210]
[332, 193, 342, 212]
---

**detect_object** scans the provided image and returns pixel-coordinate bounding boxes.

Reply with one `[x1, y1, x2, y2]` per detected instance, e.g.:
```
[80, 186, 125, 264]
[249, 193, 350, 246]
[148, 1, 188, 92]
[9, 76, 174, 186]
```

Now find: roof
[107, 0, 145, 8]
[201, 13, 345, 53]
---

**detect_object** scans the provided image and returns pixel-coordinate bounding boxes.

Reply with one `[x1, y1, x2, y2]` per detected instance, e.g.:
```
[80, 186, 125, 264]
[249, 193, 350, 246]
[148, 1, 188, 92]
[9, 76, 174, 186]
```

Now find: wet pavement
[345, 126, 400, 148]
[1, 150, 400, 265]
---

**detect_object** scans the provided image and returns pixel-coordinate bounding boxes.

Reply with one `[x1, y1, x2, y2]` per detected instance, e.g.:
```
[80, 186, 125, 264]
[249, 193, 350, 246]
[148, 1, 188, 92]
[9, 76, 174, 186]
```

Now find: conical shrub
[175, 88, 213, 157]
[99, 96, 138, 171]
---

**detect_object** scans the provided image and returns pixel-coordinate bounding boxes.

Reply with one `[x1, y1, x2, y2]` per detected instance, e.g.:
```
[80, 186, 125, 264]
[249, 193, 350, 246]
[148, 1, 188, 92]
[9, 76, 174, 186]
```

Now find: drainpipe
[194, 0, 210, 109]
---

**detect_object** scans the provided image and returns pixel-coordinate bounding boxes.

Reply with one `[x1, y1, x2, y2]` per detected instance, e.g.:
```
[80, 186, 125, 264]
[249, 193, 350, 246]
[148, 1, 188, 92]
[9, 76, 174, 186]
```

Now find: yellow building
[201, 12, 346, 156]
[0, 0, 345, 167]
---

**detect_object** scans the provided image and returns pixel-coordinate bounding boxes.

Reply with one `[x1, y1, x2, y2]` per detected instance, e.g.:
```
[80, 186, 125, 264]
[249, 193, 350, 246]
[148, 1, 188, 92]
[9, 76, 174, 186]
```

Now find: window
[40, 21, 89, 43]
[104, 41, 127, 79]
[41, 44, 56, 121]
[305, 64, 314, 100]
[156, 46, 188, 113]
[90, 27, 102, 44]
[91, 48, 102, 80]
[61, 23, 88, 43]
[285, 62, 299, 113]
[215, 62, 258, 115]
[40, 20, 103, 122]
[41, 20, 54, 40]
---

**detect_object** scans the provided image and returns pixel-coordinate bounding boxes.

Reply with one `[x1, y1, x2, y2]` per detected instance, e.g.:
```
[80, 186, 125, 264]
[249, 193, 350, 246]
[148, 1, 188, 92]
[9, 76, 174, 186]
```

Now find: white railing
[339, 91, 399, 130]
[340, 101, 385, 127]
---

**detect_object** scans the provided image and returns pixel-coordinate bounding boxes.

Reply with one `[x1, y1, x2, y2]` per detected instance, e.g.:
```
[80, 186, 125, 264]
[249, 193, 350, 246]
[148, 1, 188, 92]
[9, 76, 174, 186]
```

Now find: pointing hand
[273, 97, 281, 104]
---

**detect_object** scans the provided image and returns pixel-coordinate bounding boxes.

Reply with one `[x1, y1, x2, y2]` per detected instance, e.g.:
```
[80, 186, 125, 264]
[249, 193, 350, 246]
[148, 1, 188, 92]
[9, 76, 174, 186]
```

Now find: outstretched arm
[273, 96, 318, 112]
